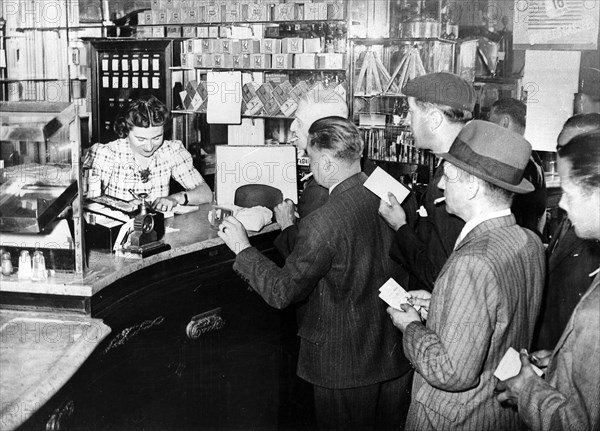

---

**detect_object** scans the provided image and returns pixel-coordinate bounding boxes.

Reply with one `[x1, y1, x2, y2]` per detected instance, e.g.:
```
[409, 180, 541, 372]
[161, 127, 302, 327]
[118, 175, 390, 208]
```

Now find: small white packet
[494, 347, 544, 381]
[378, 278, 420, 311]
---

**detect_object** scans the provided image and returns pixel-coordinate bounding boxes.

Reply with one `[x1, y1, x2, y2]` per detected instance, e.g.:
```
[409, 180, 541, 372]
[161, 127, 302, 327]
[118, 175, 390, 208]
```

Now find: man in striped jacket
[387, 121, 545, 430]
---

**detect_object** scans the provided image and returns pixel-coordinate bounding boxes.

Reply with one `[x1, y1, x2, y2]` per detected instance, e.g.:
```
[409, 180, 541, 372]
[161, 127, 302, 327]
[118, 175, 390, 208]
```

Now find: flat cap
[402, 72, 476, 112]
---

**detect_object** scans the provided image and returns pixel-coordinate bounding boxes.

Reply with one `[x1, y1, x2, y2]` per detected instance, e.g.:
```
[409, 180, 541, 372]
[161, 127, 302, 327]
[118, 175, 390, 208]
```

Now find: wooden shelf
[16, 19, 346, 32]
[170, 66, 345, 72]
[350, 37, 457, 45]
[172, 109, 294, 120]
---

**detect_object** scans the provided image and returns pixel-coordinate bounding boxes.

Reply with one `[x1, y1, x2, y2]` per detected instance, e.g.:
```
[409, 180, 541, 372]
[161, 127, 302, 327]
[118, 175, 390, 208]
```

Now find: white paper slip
[494, 347, 544, 381]
[378, 278, 413, 310]
[364, 167, 410, 205]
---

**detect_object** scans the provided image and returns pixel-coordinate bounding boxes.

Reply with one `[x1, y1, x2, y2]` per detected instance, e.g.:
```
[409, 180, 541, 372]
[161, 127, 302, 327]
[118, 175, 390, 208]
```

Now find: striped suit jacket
[518, 272, 600, 431]
[234, 172, 412, 388]
[402, 215, 545, 430]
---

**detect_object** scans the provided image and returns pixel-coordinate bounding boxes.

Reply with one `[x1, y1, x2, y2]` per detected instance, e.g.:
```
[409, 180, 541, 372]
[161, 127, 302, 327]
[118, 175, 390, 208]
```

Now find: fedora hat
[440, 120, 534, 194]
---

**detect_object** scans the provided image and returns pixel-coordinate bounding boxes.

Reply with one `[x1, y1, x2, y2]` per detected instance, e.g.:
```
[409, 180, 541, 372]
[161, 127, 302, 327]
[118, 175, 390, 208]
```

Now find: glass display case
[0, 102, 85, 273]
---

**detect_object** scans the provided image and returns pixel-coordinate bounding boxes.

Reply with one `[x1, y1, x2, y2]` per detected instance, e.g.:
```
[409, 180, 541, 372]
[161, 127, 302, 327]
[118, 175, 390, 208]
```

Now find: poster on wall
[523, 50, 581, 152]
[513, 0, 599, 50]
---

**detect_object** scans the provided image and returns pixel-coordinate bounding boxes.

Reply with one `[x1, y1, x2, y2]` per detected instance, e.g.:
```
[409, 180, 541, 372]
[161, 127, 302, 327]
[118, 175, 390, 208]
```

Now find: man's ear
[467, 175, 480, 200]
[429, 109, 444, 131]
[501, 114, 511, 129]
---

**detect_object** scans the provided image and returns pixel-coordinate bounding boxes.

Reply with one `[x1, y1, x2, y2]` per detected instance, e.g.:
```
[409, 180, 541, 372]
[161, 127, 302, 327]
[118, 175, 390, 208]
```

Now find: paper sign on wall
[207, 71, 242, 124]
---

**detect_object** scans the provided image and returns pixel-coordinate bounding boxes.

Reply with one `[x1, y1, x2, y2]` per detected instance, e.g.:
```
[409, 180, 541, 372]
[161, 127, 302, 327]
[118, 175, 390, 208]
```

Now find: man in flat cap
[379, 72, 476, 291]
[387, 120, 545, 430]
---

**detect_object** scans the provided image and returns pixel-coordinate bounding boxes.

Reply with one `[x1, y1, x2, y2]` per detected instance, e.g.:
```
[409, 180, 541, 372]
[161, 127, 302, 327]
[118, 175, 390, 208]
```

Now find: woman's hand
[152, 195, 180, 212]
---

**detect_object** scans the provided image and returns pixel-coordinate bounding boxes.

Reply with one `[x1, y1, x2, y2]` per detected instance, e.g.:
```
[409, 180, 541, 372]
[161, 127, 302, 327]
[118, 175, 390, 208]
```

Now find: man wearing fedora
[387, 121, 545, 430]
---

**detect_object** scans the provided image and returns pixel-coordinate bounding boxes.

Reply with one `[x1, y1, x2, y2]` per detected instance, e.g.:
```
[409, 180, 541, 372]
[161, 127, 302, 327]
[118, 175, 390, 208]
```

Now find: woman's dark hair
[557, 130, 600, 192]
[308, 116, 363, 162]
[114, 96, 172, 138]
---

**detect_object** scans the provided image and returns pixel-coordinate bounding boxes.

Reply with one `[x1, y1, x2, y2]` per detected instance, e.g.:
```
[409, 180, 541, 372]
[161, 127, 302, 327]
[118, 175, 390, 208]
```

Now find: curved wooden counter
[1, 206, 314, 431]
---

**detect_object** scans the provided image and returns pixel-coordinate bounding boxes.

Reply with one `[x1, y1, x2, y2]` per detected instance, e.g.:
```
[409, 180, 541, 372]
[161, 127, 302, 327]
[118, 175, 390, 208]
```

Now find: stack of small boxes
[138, 0, 346, 39]
[180, 36, 344, 71]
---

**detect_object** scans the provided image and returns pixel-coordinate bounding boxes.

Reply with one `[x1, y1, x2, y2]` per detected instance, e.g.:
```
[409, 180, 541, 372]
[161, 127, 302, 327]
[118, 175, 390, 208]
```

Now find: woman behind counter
[84, 96, 213, 211]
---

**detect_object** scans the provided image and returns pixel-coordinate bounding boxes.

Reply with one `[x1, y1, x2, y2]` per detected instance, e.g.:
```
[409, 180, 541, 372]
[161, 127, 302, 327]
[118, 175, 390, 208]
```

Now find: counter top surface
[0, 309, 111, 430]
[0, 204, 279, 298]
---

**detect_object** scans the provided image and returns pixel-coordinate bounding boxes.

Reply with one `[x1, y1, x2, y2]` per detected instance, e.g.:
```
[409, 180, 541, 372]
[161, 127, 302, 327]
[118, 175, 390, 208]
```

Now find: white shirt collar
[454, 208, 512, 250]
[329, 180, 342, 194]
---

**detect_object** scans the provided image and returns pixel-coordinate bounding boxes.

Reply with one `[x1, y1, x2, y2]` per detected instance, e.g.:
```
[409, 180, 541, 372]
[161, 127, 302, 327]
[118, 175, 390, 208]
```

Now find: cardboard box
[167, 9, 183, 24]
[251, 53, 271, 69]
[303, 38, 321, 53]
[222, 39, 241, 55]
[166, 26, 182, 37]
[189, 39, 205, 53]
[206, 3, 221, 22]
[304, 2, 327, 20]
[242, 3, 270, 22]
[181, 52, 194, 67]
[138, 11, 150, 25]
[280, 98, 298, 117]
[212, 53, 224, 68]
[183, 8, 202, 23]
[219, 26, 232, 38]
[136, 26, 154, 39]
[263, 98, 281, 116]
[261, 39, 281, 54]
[316, 53, 345, 69]
[272, 82, 291, 105]
[153, 9, 168, 24]
[194, 54, 214, 68]
[151, 0, 160, 9]
[281, 38, 303, 54]
[272, 53, 294, 69]
[240, 39, 261, 54]
[211, 39, 225, 53]
[242, 81, 260, 103]
[243, 97, 264, 116]
[223, 2, 241, 22]
[294, 54, 316, 69]
[152, 26, 165, 37]
[223, 54, 234, 68]
[290, 80, 310, 100]
[256, 82, 273, 105]
[232, 53, 251, 68]
[196, 26, 210, 38]
[273, 3, 298, 21]
[182, 26, 196, 38]
[209, 26, 219, 38]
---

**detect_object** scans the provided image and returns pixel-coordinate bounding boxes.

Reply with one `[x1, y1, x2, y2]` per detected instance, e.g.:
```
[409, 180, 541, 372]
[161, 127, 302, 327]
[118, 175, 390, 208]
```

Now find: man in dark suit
[388, 121, 545, 430]
[378, 73, 476, 291]
[488, 98, 547, 236]
[219, 117, 412, 430]
[533, 113, 600, 352]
